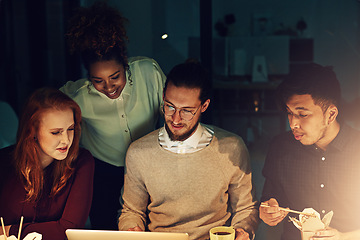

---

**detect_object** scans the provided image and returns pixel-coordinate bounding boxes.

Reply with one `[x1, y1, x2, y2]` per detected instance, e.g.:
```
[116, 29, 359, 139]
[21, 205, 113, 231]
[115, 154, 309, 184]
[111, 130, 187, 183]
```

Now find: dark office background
[1, 0, 360, 239]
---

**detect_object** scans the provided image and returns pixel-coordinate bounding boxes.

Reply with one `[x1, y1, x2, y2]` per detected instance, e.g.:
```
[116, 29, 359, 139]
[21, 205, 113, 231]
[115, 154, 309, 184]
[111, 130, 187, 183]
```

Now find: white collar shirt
[60, 57, 166, 166]
[159, 123, 214, 154]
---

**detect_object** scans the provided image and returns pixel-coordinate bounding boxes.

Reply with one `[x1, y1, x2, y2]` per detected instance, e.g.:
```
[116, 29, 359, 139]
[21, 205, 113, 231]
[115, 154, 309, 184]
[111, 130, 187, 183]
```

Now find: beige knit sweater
[118, 125, 259, 240]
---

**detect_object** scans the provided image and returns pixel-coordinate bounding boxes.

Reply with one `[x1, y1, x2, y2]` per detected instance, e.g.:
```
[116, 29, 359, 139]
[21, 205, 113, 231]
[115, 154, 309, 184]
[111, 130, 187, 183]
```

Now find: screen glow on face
[37, 108, 75, 168]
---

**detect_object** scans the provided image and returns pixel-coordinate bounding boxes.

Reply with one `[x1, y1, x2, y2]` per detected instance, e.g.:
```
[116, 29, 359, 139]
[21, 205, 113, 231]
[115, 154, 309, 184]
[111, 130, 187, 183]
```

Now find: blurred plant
[273, 23, 298, 36]
[215, 14, 236, 37]
[296, 17, 307, 36]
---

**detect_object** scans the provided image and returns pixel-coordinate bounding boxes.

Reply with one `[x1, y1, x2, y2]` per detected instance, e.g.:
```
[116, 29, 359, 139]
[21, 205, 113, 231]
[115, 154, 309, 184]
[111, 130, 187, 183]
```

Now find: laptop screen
[66, 229, 190, 240]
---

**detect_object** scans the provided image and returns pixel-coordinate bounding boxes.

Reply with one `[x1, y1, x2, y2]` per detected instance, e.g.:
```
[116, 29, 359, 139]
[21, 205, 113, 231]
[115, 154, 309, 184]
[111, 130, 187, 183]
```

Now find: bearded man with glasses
[118, 61, 259, 240]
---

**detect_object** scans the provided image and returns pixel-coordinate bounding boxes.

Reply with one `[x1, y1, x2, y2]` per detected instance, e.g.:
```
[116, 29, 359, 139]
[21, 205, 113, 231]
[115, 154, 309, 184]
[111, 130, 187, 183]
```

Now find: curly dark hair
[66, 1, 129, 70]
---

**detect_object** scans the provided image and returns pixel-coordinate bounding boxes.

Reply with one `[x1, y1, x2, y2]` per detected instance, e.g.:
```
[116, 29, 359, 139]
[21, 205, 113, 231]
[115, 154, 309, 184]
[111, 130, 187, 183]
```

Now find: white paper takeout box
[289, 208, 333, 237]
[0, 232, 42, 240]
[0, 235, 17, 240]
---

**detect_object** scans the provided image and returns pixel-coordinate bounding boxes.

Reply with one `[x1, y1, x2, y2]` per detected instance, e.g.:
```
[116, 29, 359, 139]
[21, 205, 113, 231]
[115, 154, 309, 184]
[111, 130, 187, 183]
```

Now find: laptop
[66, 229, 190, 240]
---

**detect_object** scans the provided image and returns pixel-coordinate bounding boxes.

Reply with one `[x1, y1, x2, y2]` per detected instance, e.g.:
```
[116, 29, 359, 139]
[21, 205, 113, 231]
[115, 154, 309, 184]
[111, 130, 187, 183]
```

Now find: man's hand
[127, 226, 143, 231]
[235, 228, 250, 240]
[310, 227, 341, 240]
[0, 225, 11, 236]
[259, 198, 288, 226]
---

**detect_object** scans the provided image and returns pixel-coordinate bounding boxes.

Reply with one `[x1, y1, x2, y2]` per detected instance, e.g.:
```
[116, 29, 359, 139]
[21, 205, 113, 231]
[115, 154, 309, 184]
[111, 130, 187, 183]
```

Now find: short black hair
[164, 60, 211, 103]
[277, 63, 341, 113]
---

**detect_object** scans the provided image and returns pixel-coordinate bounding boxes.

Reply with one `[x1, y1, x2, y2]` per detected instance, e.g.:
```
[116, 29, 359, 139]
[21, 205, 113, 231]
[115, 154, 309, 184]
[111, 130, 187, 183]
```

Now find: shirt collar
[327, 123, 351, 151]
[122, 69, 131, 97]
[161, 123, 204, 149]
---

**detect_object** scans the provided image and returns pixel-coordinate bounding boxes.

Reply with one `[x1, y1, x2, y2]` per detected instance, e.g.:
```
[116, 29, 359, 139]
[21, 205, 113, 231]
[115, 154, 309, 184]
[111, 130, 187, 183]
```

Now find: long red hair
[14, 87, 82, 202]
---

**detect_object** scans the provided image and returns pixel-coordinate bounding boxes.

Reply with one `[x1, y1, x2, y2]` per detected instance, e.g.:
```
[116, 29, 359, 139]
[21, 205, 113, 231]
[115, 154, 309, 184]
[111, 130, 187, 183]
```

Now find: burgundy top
[0, 146, 94, 240]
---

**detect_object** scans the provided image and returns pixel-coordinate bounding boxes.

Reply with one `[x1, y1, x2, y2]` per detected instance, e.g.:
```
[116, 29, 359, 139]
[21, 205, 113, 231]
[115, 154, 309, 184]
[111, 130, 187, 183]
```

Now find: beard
[300, 118, 328, 146]
[165, 120, 200, 141]
[313, 120, 328, 145]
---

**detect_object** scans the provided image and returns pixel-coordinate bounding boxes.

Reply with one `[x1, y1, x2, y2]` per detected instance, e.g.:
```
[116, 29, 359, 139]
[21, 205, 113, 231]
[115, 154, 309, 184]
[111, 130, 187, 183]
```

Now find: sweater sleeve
[118, 144, 148, 231]
[9, 149, 95, 240]
[228, 137, 260, 239]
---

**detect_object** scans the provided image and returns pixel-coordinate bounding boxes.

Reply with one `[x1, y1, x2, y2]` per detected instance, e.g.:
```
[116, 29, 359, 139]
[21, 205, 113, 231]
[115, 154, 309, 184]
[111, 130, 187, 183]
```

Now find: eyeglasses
[162, 103, 201, 121]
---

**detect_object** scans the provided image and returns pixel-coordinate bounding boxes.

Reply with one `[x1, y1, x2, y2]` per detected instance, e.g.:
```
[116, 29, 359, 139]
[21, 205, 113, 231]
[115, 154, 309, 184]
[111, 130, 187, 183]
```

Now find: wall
[149, 0, 360, 99]
[3, 0, 359, 109]
[212, 0, 360, 101]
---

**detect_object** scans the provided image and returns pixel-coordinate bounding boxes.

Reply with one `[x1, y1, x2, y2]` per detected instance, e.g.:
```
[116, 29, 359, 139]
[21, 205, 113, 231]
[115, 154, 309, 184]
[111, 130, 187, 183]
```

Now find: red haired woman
[0, 88, 94, 240]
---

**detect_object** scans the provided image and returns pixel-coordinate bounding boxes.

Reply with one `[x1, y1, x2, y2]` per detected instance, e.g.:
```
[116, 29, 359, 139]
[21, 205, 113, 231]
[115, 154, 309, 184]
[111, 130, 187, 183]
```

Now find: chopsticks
[1, 216, 24, 240]
[260, 203, 316, 217]
[1, 217, 7, 240]
[18, 216, 24, 240]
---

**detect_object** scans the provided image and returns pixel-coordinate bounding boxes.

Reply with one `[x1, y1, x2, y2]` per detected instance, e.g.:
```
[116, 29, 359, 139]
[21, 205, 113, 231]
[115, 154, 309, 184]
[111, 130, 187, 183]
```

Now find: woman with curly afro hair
[60, 1, 166, 230]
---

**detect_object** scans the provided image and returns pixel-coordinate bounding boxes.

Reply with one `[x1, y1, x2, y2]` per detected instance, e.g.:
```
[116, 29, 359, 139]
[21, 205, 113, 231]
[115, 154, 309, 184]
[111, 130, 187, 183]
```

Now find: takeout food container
[0, 232, 42, 240]
[0, 236, 17, 240]
[289, 208, 333, 240]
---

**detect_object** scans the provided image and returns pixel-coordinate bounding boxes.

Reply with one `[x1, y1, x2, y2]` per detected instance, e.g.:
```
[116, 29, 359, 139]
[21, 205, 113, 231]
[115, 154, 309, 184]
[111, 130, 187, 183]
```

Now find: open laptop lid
[66, 229, 190, 240]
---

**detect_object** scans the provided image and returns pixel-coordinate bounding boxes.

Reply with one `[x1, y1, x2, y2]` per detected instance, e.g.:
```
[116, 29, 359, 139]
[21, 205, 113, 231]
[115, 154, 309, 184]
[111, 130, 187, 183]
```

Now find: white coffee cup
[209, 226, 235, 240]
